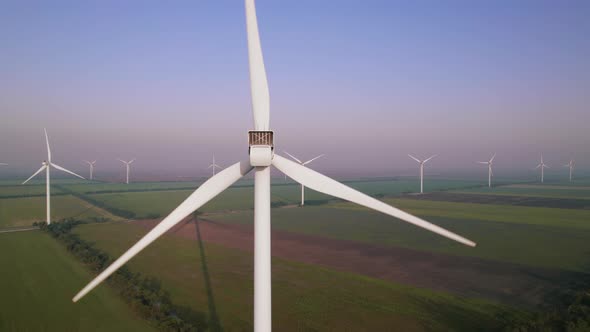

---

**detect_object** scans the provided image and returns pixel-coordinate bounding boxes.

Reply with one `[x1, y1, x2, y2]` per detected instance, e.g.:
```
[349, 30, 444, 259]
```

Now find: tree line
[38, 219, 209, 331]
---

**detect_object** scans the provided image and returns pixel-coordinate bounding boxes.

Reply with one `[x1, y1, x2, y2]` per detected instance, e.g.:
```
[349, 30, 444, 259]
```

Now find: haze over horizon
[1, 1, 588, 178]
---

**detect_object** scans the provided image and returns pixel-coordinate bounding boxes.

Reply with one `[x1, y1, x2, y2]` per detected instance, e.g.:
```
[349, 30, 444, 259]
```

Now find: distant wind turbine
[564, 159, 575, 182]
[283, 151, 324, 206]
[208, 155, 222, 176]
[477, 153, 496, 188]
[72, 2, 475, 332]
[408, 154, 436, 194]
[118, 159, 135, 184]
[84, 160, 96, 180]
[22, 129, 85, 224]
[535, 154, 549, 183]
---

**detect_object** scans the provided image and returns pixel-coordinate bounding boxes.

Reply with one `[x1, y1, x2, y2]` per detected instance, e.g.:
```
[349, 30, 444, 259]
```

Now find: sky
[0, 0, 588, 179]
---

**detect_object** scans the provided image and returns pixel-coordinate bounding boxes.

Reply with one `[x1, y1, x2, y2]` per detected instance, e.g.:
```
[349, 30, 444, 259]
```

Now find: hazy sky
[1, 0, 588, 179]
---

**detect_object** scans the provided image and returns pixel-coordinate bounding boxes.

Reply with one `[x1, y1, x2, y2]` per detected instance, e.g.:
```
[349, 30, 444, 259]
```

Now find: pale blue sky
[0, 1, 588, 178]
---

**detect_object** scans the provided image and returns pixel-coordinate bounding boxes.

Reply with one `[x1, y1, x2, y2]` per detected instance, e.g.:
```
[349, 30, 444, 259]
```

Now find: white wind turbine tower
[408, 154, 436, 194]
[564, 159, 574, 182]
[535, 154, 549, 183]
[118, 159, 135, 184]
[284, 151, 324, 206]
[477, 153, 496, 188]
[72, 2, 476, 331]
[208, 155, 222, 176]
[22, 129, 85, 225]
[84, 160, 96, 180]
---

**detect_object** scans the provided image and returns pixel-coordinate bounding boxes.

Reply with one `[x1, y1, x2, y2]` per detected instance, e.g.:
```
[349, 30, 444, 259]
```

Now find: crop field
[0, 184, 65, 198]
[453, 184, 590, 199]
[79, 178, 482, 219]
[75, 221, 521, 332]
[0, 195, 121, 228]
[206, 199, 590, 272]
[0, 230, 155, 331]
[1, 177, 589, 330]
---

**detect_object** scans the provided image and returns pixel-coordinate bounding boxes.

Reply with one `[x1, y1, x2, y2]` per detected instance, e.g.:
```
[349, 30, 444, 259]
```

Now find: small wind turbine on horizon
[477, 153, 496, 188]
[535, 154, 549, 183]
[208, 155, 222, 176]
[564, 159, 575, 182]
[22, 129, 85, 225]
[408, 154, 436, 194]
[118, 159, 135, 184]
[84, 160, 96, 180]
[283, 151, 324, 206]
[72, 2, 475, 332]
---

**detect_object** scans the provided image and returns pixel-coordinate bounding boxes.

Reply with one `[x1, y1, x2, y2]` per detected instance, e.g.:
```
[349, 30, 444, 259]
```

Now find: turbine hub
[248, 130, 273, 166]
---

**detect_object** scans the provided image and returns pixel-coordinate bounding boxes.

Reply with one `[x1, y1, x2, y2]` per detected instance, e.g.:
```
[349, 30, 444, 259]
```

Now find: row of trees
[506, 282, 590, 331]
[41, 219, 208, 331]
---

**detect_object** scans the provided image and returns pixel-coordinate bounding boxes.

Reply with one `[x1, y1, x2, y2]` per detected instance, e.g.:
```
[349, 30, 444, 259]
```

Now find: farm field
[75, 221, 522, 332]
[206, 199, 590, 272]
[80, 178, 482, 219]
[0, 195, 121, 228]
[453, 184, 590, 199]
[1, 177, 589, 331]
[0, 230, 155, 331]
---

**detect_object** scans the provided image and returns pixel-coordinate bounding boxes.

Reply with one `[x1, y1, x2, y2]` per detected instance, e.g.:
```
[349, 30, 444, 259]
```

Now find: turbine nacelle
[249, 130, 274, 166]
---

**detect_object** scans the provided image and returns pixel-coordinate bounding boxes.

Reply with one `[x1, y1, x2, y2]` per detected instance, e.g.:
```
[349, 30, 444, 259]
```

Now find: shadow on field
[192, 213, 224, 332]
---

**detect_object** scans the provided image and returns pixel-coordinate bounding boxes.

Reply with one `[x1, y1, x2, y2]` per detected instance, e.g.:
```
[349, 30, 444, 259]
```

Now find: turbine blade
[535, 164, 541, 169]
[489, 153, 496, 163]
[51, 163, 85, 180]
[73, 159, 253, 302]
[129, 159, 136, 164]
[273, 155, 475, 247]
[303, 154, 325, 166]
[0, 163, 7, 165]
[44, 128, 51, 162]
[22, 165, 47, 184]
[407, 154, 421, 163]
[423, 154, 437, 163]
[245, 0, 270, 131]
[283, 151, 303, 164]
[117, 159, 126, 164]
[477, 161, 488, 164]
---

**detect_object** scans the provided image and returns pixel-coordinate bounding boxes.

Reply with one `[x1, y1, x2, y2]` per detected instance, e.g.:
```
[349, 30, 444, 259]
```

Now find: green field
[1, 177, 589, 330]
[75, 221, 521, 332]
[80, 179, 482, 219]
[0, 195, 121, 228]
[206, 199, 590, 272]
[0, 184, 65, 198]
[0, 230, 155, 331]
[454, 184, 590, 199]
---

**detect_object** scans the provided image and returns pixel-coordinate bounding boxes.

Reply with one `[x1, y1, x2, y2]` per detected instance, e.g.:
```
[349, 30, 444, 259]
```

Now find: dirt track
[136, 218, 584, 308]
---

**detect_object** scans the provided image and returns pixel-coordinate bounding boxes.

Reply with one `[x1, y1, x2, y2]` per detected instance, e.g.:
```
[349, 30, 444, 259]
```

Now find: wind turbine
[72, 2, 476, 332]
[22, 129, 85, 225]
[408, 154, 436, 194]
[283, 151, 324, 206]
[564, 159, 574, 182]
[208, 155, 222, 176]
[535, 154, 549, 183]
[118, 159, 135, 184]
[84, 160, 96, 180]
[477, 153, 496, 188]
